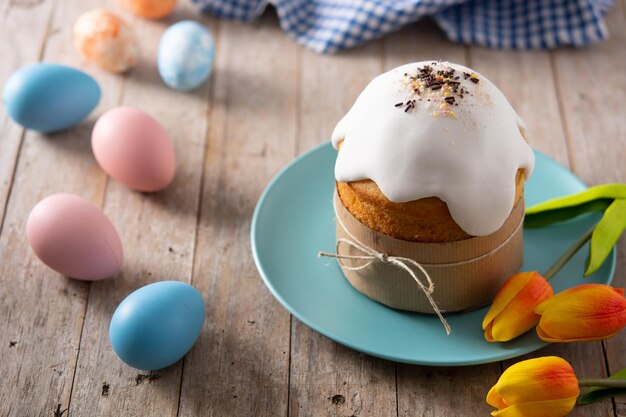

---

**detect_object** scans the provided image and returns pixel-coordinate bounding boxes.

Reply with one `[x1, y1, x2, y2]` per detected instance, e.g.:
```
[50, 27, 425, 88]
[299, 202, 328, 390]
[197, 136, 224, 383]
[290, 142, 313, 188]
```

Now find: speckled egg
[26, 194, 123, 281]
[3, 63, 101, 133]
[109, 281, 205, 370]
[117, 0, 177, 19]
[158, 20, 214, 92]
[73, 10, 138, 73]
[92, 106, 176, 192]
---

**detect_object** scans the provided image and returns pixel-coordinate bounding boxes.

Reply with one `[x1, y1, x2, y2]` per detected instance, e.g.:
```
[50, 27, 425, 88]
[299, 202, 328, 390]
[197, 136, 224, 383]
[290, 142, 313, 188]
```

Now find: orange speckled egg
[73, 10, 138, 73]
[117, 0, 177, 19]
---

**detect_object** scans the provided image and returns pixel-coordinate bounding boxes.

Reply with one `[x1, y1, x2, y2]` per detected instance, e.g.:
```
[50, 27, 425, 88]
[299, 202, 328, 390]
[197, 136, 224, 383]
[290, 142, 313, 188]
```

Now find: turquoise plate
[251, 142, 616, 366]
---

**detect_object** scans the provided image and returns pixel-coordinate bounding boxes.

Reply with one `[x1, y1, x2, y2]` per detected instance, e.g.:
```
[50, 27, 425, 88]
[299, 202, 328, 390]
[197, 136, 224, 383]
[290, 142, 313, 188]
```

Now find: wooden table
[1, 0, 625, 416]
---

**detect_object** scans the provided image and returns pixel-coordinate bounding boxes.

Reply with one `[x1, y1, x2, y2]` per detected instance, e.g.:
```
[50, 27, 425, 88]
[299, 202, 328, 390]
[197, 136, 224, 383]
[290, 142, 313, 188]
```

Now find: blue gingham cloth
[192, 0, 614, 53]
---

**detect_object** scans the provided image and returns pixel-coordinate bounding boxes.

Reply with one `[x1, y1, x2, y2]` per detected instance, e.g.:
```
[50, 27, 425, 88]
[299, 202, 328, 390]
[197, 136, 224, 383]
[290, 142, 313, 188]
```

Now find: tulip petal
[535, 284, 623, 314]
[536, 284, 626, 342]
[536, 326, 621, 343]
[483, 272, 535, 330]
[484, 322, 497, 343]
[487, 384, 508, 410]
[492, 357, 579, 405]
[487, 272, 553, 342]
[491, 396, 578, 417]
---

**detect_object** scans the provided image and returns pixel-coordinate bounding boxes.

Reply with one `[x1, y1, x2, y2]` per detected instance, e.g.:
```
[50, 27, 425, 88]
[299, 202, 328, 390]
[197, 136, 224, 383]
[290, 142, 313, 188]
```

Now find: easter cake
[330, 61, 535, 315]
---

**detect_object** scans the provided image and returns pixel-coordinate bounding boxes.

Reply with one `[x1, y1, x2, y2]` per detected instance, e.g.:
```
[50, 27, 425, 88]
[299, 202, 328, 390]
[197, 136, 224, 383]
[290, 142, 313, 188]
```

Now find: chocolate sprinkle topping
[395, 61, 479, 118]
[403, 99, 416, 112]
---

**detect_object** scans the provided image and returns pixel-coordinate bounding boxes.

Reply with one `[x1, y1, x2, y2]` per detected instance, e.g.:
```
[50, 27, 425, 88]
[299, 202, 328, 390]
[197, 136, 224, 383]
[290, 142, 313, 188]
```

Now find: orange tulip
[483, 271, 554, 342]
[535, 284, 626, 342]
[487, 356, 579, 417]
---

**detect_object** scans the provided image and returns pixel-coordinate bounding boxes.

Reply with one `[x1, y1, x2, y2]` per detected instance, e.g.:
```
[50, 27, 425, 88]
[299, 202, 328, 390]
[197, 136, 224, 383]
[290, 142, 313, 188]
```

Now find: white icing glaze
[332, 61, 535, 237]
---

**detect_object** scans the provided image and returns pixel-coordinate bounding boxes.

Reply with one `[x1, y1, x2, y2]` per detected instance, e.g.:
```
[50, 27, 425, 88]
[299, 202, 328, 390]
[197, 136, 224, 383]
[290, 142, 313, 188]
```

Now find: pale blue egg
[109, 281, 205, 371]
[158, 20, 214, 92]
[3, 63, 101, 133]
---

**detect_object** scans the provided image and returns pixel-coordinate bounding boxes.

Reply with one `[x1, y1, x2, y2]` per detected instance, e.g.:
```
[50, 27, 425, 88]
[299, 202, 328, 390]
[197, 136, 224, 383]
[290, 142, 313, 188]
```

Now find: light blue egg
[109, 281, 205, 371]
[158, 20, 215, 92]
[3, 63, 101, 133]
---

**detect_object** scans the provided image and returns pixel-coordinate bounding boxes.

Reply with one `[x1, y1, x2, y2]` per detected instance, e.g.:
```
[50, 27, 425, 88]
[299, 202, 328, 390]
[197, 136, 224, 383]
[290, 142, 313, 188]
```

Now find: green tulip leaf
[525, 199, 612, 228]
[578, 368, 626, 405]
[527, 184, 626, 213]
[585, 199, 626, 276]
[525, 184, 626, 228]
[578, 386, 626, 405]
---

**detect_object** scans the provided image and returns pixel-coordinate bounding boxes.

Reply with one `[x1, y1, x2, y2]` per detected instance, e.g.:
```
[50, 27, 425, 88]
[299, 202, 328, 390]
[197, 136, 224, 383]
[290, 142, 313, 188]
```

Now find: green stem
[578, 378, 626, 388]
[542, 223, 596, 281]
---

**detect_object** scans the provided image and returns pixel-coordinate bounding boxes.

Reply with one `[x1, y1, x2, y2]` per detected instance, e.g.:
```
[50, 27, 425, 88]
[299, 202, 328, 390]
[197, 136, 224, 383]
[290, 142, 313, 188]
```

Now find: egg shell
[117, 0, 176, 19]
[26, 194, 123, 281]
[92, 106, 176, 192]
[73, 10, 138, 73]
[158, 20, 214, 92]
[109, 281, 205, 370]
[3, 63, 101, 133]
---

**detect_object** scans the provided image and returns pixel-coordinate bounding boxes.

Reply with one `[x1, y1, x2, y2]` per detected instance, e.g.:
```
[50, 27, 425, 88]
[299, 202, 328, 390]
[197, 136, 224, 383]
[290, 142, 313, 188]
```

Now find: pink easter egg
[92, 106, 176, 192]
[27, 194, 123, 281]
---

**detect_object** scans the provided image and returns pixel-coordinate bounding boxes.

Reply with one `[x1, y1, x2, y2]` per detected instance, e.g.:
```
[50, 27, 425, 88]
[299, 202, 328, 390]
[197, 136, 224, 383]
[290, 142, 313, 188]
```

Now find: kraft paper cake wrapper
[332, 191, 524, 314]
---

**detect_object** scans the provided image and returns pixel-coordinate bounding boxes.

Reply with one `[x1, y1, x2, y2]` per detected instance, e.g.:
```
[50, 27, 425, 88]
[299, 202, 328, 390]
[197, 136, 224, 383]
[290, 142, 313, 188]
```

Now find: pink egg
[73, 10, 138, 73]
[26, 194, 123, 281]
[92, 106, 176, 192]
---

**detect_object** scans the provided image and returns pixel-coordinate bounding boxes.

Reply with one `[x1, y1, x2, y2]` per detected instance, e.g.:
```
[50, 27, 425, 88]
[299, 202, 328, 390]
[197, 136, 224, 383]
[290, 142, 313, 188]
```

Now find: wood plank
[0, 0, 123, 414]
[289, 26, 397, 417]
[297, 39, 382, 153]
[552, 2, 626, 415]
[398, 363, 504, 417]
[67, 4, 214, 416]
[469, 49, 570, 166]
[552, 1, 626, 184]
[385, 21, 501, 417]
[0, 0, 55, 231]
[177, 12, 296, 417]
[289, 333, 396, 417]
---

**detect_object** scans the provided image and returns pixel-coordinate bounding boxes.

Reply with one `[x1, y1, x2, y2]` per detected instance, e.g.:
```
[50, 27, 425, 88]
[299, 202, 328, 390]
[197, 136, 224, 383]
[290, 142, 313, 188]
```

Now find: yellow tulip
[483, 271, 554, 342]
[535, 284, 626, 342]
[487, 356, 579, 417]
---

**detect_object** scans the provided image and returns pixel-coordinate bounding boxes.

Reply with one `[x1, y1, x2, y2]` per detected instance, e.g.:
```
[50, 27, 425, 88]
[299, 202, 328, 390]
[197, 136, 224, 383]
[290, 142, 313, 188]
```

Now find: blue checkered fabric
[192, 0, 614, 53]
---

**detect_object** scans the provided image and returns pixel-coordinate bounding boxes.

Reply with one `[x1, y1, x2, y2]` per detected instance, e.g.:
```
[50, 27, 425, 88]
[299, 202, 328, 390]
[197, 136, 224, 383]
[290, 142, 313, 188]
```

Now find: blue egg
[3, 63, 101, 133]
[109, 281, 205, 371]
[158, 20, 215, 92]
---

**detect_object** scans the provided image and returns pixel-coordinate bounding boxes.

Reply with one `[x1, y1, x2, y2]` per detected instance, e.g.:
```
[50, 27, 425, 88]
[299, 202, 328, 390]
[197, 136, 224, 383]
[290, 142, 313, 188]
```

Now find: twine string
[318, 200, 452, 335]
[319, 238, 450, 335]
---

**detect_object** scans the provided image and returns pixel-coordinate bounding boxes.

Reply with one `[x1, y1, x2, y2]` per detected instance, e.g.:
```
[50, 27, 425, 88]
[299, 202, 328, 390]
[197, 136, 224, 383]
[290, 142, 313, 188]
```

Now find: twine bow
[319, 237, 451, 335]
